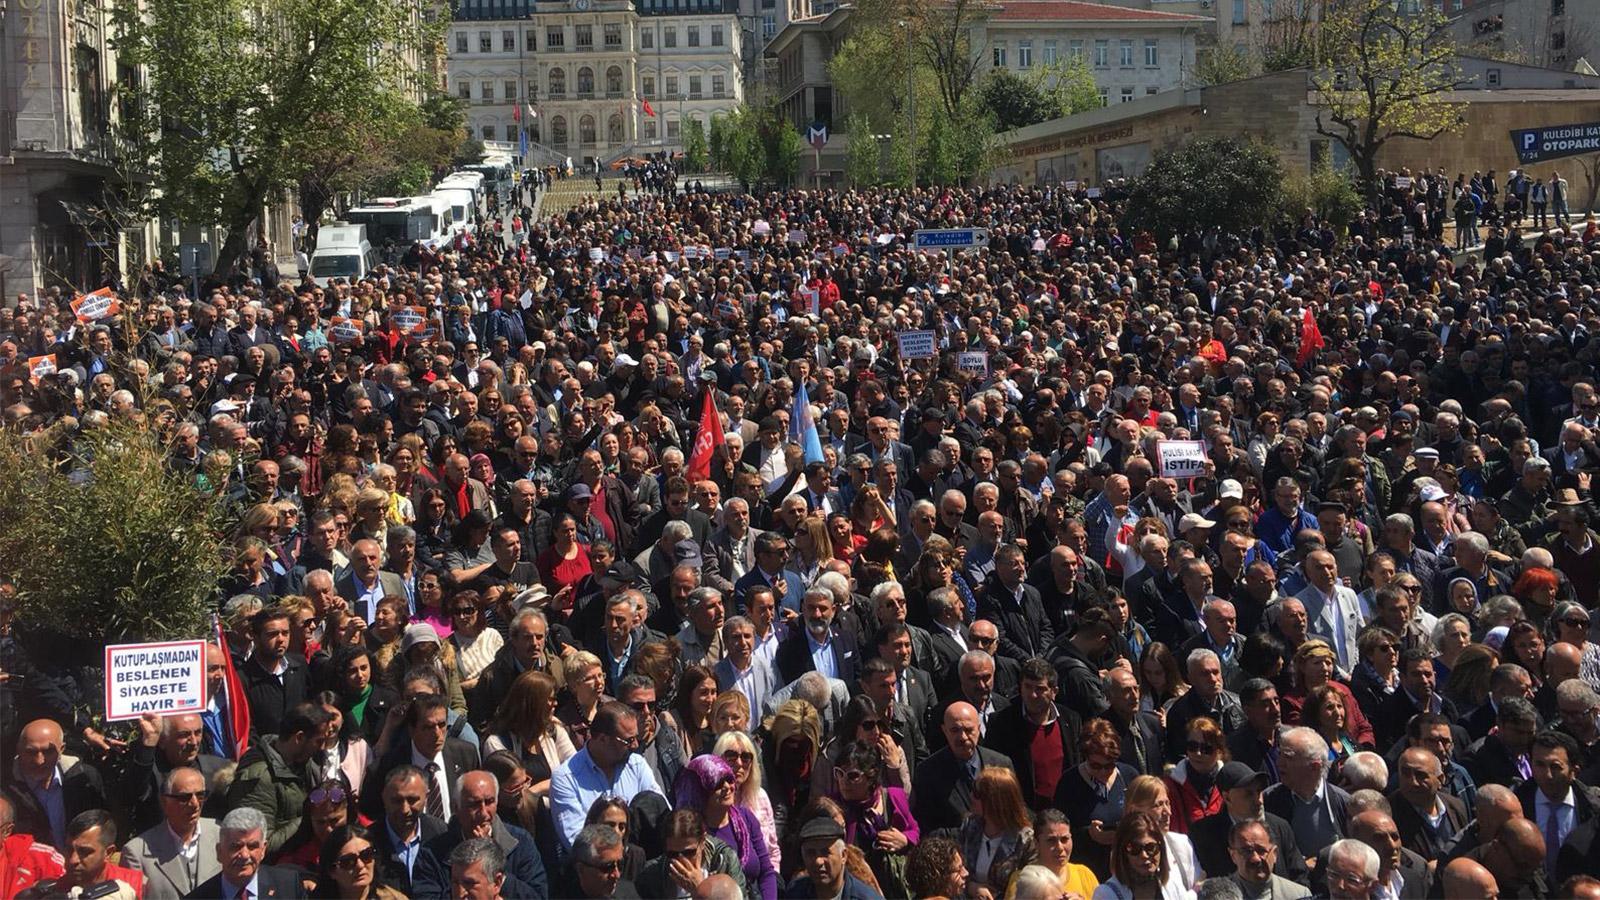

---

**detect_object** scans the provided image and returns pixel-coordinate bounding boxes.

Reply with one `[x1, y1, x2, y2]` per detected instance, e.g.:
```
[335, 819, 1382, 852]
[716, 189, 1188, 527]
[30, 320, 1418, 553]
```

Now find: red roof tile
[993, 0, 1210, 21]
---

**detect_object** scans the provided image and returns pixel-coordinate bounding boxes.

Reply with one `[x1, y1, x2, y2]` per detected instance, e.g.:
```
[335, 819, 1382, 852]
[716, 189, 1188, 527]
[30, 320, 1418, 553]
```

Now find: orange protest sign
[328, 317, 366, 343]
[71, 287, 121, 323]
[27, 354, 58, 383]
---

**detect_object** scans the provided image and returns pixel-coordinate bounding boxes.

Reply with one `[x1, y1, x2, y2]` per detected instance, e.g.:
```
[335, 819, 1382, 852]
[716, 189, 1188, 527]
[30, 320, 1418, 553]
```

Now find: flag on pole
[527, 103, 538, 119]
[685, 387, 725, 480]
[790, 383, 824, 465]
[210, 615, 251, 760]
[1296, 306, 1324, 368]
[641, 98, 656, 117]
[519, 127, 528, 159]
[513, 103, 521, 122]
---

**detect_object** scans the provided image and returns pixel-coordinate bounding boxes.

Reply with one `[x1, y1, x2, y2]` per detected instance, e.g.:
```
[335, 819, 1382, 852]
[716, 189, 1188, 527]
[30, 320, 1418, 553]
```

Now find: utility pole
[900, 19, 915, 185]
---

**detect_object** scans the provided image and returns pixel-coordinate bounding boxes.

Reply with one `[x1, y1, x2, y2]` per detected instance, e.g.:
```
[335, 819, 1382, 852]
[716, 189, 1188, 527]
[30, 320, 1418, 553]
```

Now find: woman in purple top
[828, 739, 920, 895]
[674, 753, 778, 900]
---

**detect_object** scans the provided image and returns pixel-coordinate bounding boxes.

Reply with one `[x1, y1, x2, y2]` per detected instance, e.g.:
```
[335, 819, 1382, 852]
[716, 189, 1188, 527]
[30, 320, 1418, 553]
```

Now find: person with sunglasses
[1092, 811, 1194, 900]
[273, 778, 354, 884]
[123, 767, 222, 899]
[674, 754, 777, 900]
[566, 821, 642, 898]
[635, 809, 748, 899]
[312, 824, 406, 899]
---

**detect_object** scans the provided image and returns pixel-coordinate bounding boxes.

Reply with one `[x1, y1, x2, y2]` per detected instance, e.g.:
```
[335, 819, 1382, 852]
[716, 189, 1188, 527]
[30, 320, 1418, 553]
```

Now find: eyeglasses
[336, 847, 377, 869]
[164, 790, 209, 803]
[450, 607, 478, 616]
[310, 784, 348, 805]
[972, 635, 997, 646]
[722, 750, 754, 763]
[626, 699, 660, 713]
[1186, 740, 1218, 755]
[860, 719, 881, 732]
[666, 847, 699, 860]
[1563, 617, 1591, 628]
[1126, 841, 1162, 858]
[837, 769, 871, 783]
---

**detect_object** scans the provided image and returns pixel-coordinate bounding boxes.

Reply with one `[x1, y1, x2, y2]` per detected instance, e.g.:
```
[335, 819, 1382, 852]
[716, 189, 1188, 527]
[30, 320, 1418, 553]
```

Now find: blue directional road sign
[912, 228, 990, 251]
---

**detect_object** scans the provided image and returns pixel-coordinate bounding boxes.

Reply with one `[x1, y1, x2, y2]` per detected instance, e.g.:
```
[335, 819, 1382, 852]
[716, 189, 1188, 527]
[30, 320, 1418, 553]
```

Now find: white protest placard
[1085, 187, 1103, 198]
[753, 219, 772, 235]
[799, 288, 820, 316]
[1156, 440, 1208, 479]
[787, 229, 807, 244]
[682, 246, 701, 260]
[27, 354, 57, 383]
[876, 233, 896, 246]
[589, 247, 605, 261]
[896, 330, 937, 359]
[1065, 180, 1080, 191]
[1394, 176, 1413, 190]
[957, 351, 989, 374]
[714, 247, 733, 260]
[104, 640, 207, 721]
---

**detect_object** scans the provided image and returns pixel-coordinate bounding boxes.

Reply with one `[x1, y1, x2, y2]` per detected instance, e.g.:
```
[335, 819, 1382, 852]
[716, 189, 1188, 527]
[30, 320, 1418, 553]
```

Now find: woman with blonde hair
[710, 690, 752, 736]
[556, 650, 611, 749]
[715, 729, 780, 875]
[1091, 811, 1195, 900]
[1122, 776, 1202, 892]
[483, 670, 575, 795]
[959, 767, 1034, 896]
[781, 515, 834, 607]
[1280, 639, 1374, 748]
[349, 487, 391, 557]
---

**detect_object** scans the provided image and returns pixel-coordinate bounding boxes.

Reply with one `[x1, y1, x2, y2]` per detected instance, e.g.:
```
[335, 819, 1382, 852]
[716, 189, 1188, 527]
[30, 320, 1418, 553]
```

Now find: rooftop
[992, 0, 1210, 22]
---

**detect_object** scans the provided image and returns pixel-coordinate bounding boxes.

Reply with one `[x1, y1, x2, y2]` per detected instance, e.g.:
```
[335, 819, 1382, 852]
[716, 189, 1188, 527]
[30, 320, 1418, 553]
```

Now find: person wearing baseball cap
[788, 817, 882, 899]
[1189, 758, 1308, 882]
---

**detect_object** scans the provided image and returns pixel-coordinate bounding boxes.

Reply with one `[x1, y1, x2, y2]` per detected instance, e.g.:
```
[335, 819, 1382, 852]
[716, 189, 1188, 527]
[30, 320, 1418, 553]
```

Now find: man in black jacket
[1101, 667, 1166, 776]
[984, 658, 1081, 809]
[117, 712, 228, 835]
[410, 770, 548, 899]
[1227, 679, 1285, 779]
[911, 702, 1014, 833]
[370, 765, 448, 893]
[1047, 609, 1117, 721]
[1190, 761, 1307, 880]
[361, 695, 481, 823]
[3, 718, 108, 852]
[975, 545, 1054, 662]
[1462, 696, 1539, 790]
[236, 607, 309, 739]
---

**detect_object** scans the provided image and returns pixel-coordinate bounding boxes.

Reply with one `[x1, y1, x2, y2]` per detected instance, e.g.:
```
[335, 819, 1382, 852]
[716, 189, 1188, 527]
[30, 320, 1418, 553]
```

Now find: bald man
[1441, 858, 1499, 900]
[1533, 641, 1584, 722]
[911, 702, 1014, 833]
[1390, 746, 1468, 862]
[1346, 810, 1428, 900]
[3, 720, 108, 851]
[1470, 816, 1549, 898]
[692, 873, 743, 900]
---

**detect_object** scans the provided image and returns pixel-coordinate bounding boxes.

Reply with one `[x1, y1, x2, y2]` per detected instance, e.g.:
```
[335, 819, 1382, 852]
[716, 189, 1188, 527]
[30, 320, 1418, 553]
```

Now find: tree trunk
[211, 188, 264, 280]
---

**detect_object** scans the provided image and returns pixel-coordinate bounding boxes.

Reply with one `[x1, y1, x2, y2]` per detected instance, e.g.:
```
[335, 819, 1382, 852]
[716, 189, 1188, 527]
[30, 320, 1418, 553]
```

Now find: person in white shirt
[123, 767, 222, 899]
[1295, 550, 1365, 673]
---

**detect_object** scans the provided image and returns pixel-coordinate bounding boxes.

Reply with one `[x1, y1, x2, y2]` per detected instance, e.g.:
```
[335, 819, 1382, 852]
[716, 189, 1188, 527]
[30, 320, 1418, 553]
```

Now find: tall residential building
[449, 0, 744, 167]
[1448, 0, 1598, 70]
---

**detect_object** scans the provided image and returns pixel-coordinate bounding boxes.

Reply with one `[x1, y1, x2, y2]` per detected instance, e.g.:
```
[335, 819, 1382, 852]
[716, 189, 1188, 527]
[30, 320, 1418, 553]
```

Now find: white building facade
[449, 0, 745, 167]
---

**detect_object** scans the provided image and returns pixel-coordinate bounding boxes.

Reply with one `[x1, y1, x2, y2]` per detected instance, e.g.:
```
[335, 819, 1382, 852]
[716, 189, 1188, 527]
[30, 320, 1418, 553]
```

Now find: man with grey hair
[1336, 751, 1388, 793]
[415, 770, 546, 897]
[1322, 838, 1380, 900]
[1434, 530, 1511, 609]
[1265, 727, 1352, 866]
[123, 766, 222, 898]
[448, 837, 506, 899]
[762, 670, 850, 732]
[1164, 648, 1245, 761]
[191, 806, 305, 898]
[676, 587, 726, 667]
[1500, 454, 1554, 532]
[714, 615, 777, 721]
[566, 822, 635, 897]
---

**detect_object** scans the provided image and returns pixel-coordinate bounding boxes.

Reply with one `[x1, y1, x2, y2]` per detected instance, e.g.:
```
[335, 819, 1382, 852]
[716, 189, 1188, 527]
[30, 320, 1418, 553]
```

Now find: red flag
[641, 98, 656, 118]
[211, 615, 251, 760]
[513, 103, 521, 122]
[1296, 306, 1324, 368]
[685, 388, 724, 481]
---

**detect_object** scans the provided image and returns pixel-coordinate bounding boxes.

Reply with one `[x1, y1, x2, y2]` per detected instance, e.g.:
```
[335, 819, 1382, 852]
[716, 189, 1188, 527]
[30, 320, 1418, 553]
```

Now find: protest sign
[787, 229, 807, 244]
[714, 247, 733, 260]
[1394, 176, 1413, 189]
[329, 317, 365, 343]
[27, 354, 57, 383]
[1156, 440, 1208, 479]
[683, 246, 701, 260]
[391, 305, 429, 334]
[72, 287, 121, 323]
[799, 288, 820, 316]
[753, 219, 772, 235]
[104, 640, 207, 721]
[957, 351, 989, 374]
[589, 247, 605, 261]
[896, 330, 937, 359]
[1085, 187, 1103, 198]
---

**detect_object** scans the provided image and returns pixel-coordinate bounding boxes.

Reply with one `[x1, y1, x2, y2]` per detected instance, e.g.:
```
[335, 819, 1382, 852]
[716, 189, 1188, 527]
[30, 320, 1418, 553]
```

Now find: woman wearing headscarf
[675, 754, 778, 900]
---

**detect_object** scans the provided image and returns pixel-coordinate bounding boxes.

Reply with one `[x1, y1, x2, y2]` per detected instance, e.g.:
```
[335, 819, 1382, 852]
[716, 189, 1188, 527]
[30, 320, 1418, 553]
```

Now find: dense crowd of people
[1, 172, 1600, 900]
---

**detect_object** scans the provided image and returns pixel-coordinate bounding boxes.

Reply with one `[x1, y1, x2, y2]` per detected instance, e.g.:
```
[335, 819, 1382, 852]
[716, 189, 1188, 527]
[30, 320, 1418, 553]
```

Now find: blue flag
[519, 127, 528, 160]
[791, 382, 824, 464]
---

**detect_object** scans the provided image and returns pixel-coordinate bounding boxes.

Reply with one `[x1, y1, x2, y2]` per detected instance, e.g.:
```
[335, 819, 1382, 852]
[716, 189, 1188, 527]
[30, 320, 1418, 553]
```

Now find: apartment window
[1098, 87, 1109, 106]
[688, 26, 700, 47]
[502, 30, 515, 51]
[505, 125, 517, 141]
[482, 125, 495, 140]
[712, 25, 724, 46]
[1146, 86, 1158, 95]
[478, 31, 492, 52]
[576, 67, 594, 95]
[547, 27, 565, 49]
[1144, 39, 1158, 67]
[505, 80, 517, 99]
[993, 42, 1008, 67]
[525, 29, 537, 51]
[643, 75, 656, 97]
[1043, 40, 1058, 64]
[455, 31, 468, 53]
[665, 26, 677, 47]
[643, 118, 658, 140]
[666, 75, 679, 96]
[712, 73, 725, 96]
[1119, 40, 1134, 67]
[762, 15, 776, 39]
[1233, 0, 1246, 24]
[1120, 86, 1134, 102]
[526, 79, 538, 100]
[549, 67, 566, 96]
[1485, 67, 1501, 86]
[1070, 39, 1084, 61]
[1018, 40, 1033, 68]
[457, 79, 471, 99]
[575, 25, 593, 48]
[605, 23, 622, 46]
[1553, 0, 1565, 14]
[1094, 40, 1109, 67]
[481, 80, 494, 100]
[689, 74, 702, 97]
[667, 118, 681, 138]
[641, 27, 653, 48]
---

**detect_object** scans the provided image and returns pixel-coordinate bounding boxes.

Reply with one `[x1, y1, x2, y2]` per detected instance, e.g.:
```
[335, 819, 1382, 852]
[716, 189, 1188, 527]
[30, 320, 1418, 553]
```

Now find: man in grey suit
[1227, 819, 1311, 900]
[123, 767, 222, 900]
[337, 538, 407, 622]
[1293, 549, 1367, 674]
[708, 498, 764, 587]
[714, 616, 780, 721]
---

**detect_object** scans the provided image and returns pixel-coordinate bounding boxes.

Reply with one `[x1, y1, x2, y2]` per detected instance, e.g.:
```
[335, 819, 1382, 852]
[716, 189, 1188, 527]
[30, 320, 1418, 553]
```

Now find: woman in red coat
[1162, 716, 1227, 833]
[1278, 639, 1376, 748]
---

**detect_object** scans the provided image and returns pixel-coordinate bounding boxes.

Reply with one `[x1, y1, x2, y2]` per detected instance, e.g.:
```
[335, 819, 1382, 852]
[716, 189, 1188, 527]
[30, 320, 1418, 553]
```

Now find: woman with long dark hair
[312, 824, 406, 899]
[827, 740, 920, 897]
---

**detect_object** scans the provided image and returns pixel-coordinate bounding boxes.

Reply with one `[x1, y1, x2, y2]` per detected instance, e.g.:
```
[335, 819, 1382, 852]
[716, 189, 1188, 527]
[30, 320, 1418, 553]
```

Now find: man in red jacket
[0, 795, 65, 898]
[58, 810, 143, 898]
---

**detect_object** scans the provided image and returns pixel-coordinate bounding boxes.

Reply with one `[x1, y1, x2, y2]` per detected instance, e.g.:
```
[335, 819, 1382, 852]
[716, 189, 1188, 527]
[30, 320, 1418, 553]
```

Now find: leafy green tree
[1124, 137, 1286, 240]
[684, 119, 710, 172]
[709, 115, 730, 171]
[769, 121, 805, 187]
[1191, 46, 1256, 86]
[921, 107, 963, 185]
[1312, 0, 1469, 195]
[1283, 164, 1364, 233]
[845, 112, 882, 186]
[1042, 57, 1104, 117]
[980, 70, 1056, 132]
[112, 0, 433, 277]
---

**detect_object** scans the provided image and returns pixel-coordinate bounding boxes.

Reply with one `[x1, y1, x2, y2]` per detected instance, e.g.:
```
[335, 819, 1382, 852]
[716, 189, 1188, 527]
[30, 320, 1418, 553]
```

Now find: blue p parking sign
[1510, 121, 1600, 164]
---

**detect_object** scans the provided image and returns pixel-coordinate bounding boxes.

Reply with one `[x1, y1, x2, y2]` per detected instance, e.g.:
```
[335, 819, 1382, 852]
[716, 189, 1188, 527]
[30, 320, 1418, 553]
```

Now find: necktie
[240, 889, 252, 900]
[1129, 723, 1148, 773]
[426, 762, 445, 819]
[1545, 804, 1562, 874]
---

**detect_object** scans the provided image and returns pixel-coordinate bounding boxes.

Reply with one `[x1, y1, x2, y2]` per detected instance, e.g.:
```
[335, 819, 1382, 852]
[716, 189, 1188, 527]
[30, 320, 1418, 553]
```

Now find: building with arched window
[449, 0, 744, 168]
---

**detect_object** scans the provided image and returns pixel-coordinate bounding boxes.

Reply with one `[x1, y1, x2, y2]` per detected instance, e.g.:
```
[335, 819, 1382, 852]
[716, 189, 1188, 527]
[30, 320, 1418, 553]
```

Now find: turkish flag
[211, 615, 251, 760]
[1296, 306, 1324, 368]
[685, 387, 724, 481]
[641, 98, 656, 118]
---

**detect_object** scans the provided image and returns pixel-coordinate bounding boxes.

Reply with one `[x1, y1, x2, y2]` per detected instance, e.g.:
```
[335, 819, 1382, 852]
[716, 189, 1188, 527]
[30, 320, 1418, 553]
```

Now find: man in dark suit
[1375, 648, 1461, 750]
[186, 807, 308, 898]
[1390, 747, 1470, 863]
[117, 712, 229, 835]
[860, 657, 929, 769]
[984, 658, 1082, 809]
[1462, 696, 1539, 790]
[371, 765, 448, 893]
[775, 587, 859, 686]
[934, 489, 979, 550]
[4, 719, 108, 852]
[1227, 679, 1285, 779]
[911, 702, 1014, 833]
[1264, 727, 1352, 859]
[975, 544, 1054, 661]
[732, 530, 790, 611]
[336, 538, 406, 623]
[361, 695, 481, 823]
[1348, 810, 1430, 900]
[236, 608, 309, 739]
[411, 770, 548, 898]
[925, 588, 970, 675]
[797, 461, 844, 516]
[1189, 762, 1307, 880]
[1101, 667, 1165, 776]
[872, 623, 936, 727]
[1459, 664, 1537, 742]
[1517, 729, 1600, 884]
[1543, 421, 1600, 480]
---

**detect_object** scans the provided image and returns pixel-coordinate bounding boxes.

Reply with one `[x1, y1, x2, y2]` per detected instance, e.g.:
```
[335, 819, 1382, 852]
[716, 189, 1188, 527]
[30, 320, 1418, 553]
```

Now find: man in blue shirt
[1254, 477, 1318, 555]
[550, 701, 665, 849]
[373, 766, 446, 894]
